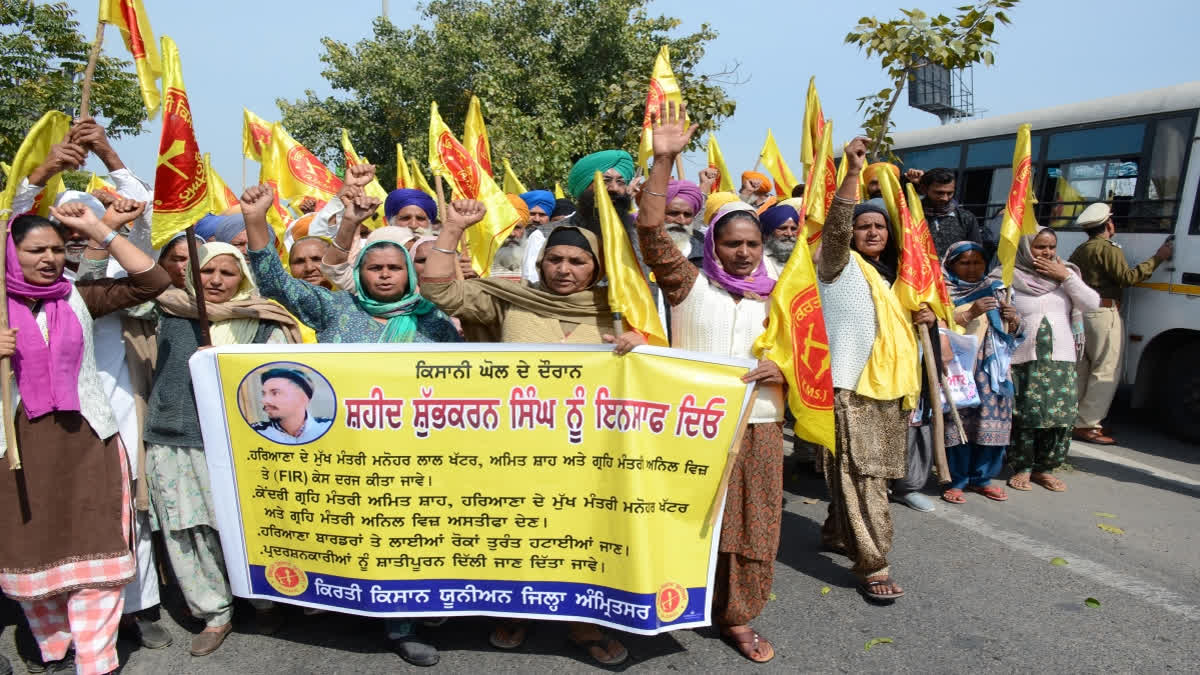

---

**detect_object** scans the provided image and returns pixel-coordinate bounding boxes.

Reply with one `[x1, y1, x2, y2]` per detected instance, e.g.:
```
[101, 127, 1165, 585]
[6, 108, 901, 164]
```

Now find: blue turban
[193, 214, 223, 240]
[759, 204, 799, 237]
[566, 150, 635, 199]
[196, 213, 247, 243]
[520, 190, 555, 217]
[384, 188, 437, 222]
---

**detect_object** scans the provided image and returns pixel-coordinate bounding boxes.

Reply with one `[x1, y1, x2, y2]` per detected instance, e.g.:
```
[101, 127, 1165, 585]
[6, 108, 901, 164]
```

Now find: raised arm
[634, 100, 700, 306]
[819, 137, 869, 283]
[322, 164, 379, 269]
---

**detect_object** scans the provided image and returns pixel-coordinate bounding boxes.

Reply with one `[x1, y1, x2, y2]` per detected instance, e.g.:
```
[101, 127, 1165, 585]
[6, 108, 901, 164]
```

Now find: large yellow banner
[192, 345, 755, 634]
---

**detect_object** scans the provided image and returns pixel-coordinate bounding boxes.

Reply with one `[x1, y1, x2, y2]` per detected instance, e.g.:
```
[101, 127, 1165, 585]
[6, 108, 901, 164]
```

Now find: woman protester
[1006, 228, 1099, 492]
[635, 102, 785, 664]
[0, 201, 170, 675]
[940, 242, 1024, 503]
[143, 229, 302, 657]
[420, 198, 645, 667]
[242, 184, 459, 666]
[817, 138, 922, 603]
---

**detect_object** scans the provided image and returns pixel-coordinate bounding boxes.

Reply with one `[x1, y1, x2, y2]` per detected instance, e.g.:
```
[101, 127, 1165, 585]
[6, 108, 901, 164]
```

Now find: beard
[492, 237, 526, 273]
[668, 225, 693, 257]
[765, 236, 797, 264]
[575, 188, 632, 237]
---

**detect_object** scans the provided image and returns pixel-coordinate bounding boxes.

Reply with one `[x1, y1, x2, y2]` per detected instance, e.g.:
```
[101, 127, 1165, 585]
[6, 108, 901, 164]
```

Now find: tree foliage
[846, 1, 1018, 160]
[278, 0, 738, 188]
[0, 0, 148, 162]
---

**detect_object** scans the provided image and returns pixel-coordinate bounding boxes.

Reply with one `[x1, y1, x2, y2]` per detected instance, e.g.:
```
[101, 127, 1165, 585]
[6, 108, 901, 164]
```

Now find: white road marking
[931, 508, 1200, 621]
[1069, 442, 1200, 493]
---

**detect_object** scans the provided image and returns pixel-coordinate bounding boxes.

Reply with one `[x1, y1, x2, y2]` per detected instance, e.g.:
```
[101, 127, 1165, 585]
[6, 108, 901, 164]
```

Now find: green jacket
[1067, 236, 1161, 302]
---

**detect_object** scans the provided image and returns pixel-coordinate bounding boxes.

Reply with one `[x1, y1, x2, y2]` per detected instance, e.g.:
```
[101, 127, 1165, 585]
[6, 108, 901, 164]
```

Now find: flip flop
[1007, 473, 1033, 491]
[721, 625, 775, 663]
[967, 485, 1009, 501]
[488, 620, 529, 650]
[567, 631, 628, 666]
[1030, 473, 1067, 492]
[941, 488, 966, 504]
[859, 577, 904, 602]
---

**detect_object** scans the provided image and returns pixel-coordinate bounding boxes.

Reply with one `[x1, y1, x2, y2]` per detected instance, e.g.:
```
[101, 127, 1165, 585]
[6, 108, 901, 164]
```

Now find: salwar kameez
[1010, 319, 1076, 474]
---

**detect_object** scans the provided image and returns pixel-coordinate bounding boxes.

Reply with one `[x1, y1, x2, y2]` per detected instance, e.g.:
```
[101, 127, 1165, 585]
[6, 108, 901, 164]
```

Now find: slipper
[941, 488, 966, 504]
[1007, 473, 1033, 491]
[721, 625, 775, 663]
[488, 620, 529, 650]
[1030, 473, 1067, 492]
[858, 576, 904, 602]
[567, 631, 628, 666]
[967, 485, 1009, 501]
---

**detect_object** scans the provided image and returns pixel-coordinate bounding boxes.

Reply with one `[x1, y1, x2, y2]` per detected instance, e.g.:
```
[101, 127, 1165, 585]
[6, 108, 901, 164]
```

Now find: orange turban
[755, 195, 778, 216]
[863, 163, 900, 184]
[741, 171, 772, 195]
[288, 213, 316, 240]
[506, 193, 531, 226]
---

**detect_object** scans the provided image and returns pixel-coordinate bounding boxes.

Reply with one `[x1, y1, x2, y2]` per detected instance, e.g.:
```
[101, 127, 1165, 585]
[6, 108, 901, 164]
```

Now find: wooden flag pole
[434, 175, 447, 226]
[919, 324, 951, 484]
[611, 312, 624, 341]
[183, 226, 212, 346]
[705, 392, 757, 535]
[0, 211, 20, 470]
[79, 21, 106, 118]
[675, 155, 686, 182]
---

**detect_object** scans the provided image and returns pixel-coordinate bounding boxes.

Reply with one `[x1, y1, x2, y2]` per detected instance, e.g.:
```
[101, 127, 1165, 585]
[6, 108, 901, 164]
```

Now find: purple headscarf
[702, 202, 777, 298]
[5, 231, 83, 418]
[666, 180, 704, 215]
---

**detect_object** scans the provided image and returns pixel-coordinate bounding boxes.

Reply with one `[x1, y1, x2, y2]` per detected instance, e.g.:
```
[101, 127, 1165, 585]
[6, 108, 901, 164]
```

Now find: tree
[0, 1, 148, 162]
[846, 1, 1018, 160]
[278, 0, 738, 188]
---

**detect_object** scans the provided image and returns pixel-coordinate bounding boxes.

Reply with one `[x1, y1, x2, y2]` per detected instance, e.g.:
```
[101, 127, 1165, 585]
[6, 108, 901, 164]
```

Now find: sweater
[1010, 270, 1100, 364]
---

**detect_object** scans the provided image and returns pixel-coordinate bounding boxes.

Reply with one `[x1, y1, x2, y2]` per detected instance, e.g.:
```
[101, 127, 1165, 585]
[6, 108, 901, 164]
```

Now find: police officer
[252, 368, 333, 444]
[1067, 203, 1173, 444]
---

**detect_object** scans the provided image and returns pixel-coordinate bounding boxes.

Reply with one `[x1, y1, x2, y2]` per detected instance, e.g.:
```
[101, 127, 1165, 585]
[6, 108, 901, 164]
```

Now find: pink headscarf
[702, 202, 776, 298]
[5, 232, 83, 418]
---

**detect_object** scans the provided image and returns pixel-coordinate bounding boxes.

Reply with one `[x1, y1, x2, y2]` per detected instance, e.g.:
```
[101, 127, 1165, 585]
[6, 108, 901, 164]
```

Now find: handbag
[939, 328, 981, 412]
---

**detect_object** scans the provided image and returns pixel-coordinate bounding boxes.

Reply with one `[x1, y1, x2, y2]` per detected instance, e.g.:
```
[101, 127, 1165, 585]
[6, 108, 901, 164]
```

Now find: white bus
[889, 82, 1200, 441]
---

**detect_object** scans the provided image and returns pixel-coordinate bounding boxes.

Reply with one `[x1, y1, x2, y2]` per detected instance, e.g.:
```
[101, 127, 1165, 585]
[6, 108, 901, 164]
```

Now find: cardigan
[1010, 270, 1099, 364]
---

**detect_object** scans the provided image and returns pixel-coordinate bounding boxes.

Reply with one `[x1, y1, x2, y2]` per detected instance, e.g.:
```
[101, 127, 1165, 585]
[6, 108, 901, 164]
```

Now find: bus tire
[1164, 342, 1200, 443]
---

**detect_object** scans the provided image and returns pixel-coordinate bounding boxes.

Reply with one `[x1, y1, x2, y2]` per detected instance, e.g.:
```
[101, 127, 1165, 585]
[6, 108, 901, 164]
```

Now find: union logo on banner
[474, 135, 492, 176]
[1007, 156, 1032, 222]
[154, 87, 206, 214]
[896, 191, 937, 294]
[642, 79, 666, 130]
[438, 131, 480, 199]
[788, 286, 833, 411]
[286, 145, 342, 196]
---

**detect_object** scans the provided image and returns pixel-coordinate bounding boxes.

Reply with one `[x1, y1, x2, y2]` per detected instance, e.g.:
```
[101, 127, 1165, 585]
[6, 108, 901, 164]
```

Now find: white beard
[668, 227, 693, 258]
[492, 239, 526, 273]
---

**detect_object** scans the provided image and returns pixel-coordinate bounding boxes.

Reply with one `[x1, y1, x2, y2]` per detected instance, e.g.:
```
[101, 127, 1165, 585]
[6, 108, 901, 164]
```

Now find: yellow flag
[759, 129, 800, 197]
[242, 108, 273, 162]
[877, 168, 957, 327]
[636, 46, 686, 171]
[395, 143, 414, 190]
[463, 95, 493, 177]
[502, 158, 527, 195]
[801, 121, 837, 245]
[997, 123, 1040, 286]
[0, 111, 71, 219]
[205, 154, 238, 213]
[835, 142, 850, 194]
[554, 182, 565, 199]
[409, 158, 436, 200]
[593, 171, 668, 347]
[260, 123, 343, 210]
[340, 129, 390, 203]
[86, 172, 116, 197]
[428, 102, 519, 276]
[800, 76, 826, 176]
[150, 37, 211, 248]
[99, 0, 161, 116]
[753, 228, 835, 449]
[706, 134, 737, 193]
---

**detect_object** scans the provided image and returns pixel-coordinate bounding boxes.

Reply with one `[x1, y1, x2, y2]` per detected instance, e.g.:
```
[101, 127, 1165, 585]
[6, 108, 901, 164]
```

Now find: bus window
[965, 135, 1043, 167]
[897, 145, 960, 172]
[1047, 123, 1145, 161]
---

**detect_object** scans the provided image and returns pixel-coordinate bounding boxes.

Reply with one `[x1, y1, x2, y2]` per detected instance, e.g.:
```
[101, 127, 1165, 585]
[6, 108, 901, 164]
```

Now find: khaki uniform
[1067, 236, 1162, 430]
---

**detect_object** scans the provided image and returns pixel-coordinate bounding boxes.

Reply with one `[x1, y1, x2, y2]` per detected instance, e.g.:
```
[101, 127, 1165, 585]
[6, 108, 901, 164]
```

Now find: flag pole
[674, 155, 685, 182]
[434, 175, 447, 225]
[78, 21, 106, 118]
[0, 210, 20, 470]
[918, 324, 951, 484]
[183, 226, 212, 346]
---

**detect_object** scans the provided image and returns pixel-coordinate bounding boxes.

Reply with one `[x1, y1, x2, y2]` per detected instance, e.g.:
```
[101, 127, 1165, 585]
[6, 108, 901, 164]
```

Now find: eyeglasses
[602, 175, 627, 188]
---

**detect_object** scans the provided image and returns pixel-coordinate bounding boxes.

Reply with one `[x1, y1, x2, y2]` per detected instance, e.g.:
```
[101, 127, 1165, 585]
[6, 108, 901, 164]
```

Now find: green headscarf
[353, 239, 437, 343]
[566, 149, 635, 199]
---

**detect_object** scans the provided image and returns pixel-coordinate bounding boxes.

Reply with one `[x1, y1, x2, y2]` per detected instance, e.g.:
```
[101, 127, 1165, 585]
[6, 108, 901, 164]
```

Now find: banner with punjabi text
[190, 345, 756, 634]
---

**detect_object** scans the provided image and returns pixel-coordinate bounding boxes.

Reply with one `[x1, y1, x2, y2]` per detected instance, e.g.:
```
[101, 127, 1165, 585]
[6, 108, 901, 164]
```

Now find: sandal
[858, 576, 904, 602]
[1007, 473, 1033, 491]
[567, 628, 628, 666]
[941, 488, 966, 504]
[1030, 473, 1067, 492]
[720, 624, 775, 663]
[967, 485, 1009, 501]
[488, 620, 529, 650]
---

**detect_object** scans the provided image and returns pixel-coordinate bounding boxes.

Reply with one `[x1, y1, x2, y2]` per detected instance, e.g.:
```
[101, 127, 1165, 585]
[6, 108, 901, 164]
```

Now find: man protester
[919, 168, 995, 260]
[253, 368, 334, 444]
[1068, 203, 1174, 444]
[758, 203, 799, 276]
[739, 171, 773, 208]
[663, 179, 706, 266]
[491, 194, 532, 278]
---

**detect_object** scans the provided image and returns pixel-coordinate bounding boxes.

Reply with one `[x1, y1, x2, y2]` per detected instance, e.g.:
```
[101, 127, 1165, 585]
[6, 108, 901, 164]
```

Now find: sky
[68, 0, 1200, 191]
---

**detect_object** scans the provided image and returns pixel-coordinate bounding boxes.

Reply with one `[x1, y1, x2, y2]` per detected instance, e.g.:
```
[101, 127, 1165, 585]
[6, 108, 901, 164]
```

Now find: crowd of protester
[0, 110, 1173, 673]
